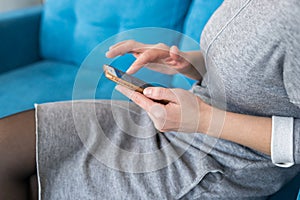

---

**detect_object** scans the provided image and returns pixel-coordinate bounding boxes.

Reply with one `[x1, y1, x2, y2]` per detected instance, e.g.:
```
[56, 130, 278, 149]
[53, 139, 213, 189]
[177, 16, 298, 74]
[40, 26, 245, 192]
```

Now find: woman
[0, 0, 299, 199]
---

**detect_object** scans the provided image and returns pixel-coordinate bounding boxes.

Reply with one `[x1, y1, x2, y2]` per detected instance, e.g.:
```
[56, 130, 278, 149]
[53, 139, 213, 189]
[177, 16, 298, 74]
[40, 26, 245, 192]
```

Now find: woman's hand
[116, 85, 211, 133]
[116, 85, 273, 155]
[106, 40, 203, 80]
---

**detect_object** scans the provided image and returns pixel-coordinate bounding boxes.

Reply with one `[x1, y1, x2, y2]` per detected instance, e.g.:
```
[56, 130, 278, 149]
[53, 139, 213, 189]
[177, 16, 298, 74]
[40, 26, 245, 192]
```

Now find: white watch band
[271, 116, 294, 168]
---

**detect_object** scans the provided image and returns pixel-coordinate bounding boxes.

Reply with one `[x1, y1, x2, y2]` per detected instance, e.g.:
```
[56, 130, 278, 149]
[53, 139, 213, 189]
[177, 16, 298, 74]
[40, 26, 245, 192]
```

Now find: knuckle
[140, 51, 152, 61]
[153, 111, 163, 120]
[149, 105, 168, 132]
[127, 39, 135, 45]
[126, 40, 138, 49]
[155, 124, 164, 132]
[155, 43, 169, 51]
[153, 119, 165, 132]
[173, 88, 183, 97]
[156, 43, 166, 48]
[150, 105, 165, 120]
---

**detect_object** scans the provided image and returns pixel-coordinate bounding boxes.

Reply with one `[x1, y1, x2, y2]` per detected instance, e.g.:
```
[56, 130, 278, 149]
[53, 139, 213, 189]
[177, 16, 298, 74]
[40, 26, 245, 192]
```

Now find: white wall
[0, 0, 42, 13]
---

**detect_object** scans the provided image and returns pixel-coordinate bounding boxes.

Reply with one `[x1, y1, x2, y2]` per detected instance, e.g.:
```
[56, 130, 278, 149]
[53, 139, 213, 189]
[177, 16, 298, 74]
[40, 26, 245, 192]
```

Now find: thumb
[169, 45, 182, 61]
[143, 87, 178, 103]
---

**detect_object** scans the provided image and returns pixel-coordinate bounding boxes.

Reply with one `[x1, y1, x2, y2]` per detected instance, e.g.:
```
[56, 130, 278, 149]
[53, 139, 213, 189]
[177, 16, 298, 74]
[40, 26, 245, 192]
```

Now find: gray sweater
[193, 0, 300, 167]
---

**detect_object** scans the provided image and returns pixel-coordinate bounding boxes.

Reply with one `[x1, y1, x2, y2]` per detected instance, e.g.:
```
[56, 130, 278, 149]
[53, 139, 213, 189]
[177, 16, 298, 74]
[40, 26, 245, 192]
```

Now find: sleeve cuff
[271, 116, 295, 168]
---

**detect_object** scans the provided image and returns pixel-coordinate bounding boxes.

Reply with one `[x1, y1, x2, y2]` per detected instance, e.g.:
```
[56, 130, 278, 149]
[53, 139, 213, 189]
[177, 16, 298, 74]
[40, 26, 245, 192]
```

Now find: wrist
[182, 51, 204, 81]
[197, 98, 213, 134]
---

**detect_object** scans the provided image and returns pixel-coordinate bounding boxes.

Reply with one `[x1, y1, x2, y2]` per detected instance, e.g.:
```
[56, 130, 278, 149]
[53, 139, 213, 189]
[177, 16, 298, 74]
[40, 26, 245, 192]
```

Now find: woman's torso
[193, 0, 300, 118]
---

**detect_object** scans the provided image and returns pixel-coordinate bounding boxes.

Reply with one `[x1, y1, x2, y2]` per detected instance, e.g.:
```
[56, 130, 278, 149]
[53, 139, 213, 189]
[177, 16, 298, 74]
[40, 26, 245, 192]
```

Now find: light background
[0, 0, 43, 13]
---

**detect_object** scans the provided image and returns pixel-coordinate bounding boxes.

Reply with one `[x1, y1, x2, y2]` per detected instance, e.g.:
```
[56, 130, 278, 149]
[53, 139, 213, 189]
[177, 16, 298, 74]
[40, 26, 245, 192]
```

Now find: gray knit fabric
[195, 0, 300, 165]
[35, 0, 300, 199]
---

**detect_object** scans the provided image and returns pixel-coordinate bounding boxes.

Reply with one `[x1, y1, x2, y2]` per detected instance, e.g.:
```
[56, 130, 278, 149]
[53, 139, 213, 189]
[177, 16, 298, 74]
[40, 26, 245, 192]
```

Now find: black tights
[0, 110, 37, 200]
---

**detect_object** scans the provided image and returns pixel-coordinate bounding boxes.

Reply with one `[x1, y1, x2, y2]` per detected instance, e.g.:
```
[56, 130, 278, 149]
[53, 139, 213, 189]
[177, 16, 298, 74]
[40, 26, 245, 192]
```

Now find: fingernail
[143, 88, 152, 96]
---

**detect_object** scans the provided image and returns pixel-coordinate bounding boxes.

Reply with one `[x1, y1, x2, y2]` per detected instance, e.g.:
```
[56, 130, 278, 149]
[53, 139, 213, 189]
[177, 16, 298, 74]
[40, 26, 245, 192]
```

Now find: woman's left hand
[116, 85, 211, 133]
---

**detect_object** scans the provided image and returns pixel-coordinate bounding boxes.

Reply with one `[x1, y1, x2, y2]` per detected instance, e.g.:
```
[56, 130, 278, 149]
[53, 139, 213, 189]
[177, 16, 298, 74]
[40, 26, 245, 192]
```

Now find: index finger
[106, 40, 143, 58]
[115, 85, 156, 112]
[126, 48, 169, 74]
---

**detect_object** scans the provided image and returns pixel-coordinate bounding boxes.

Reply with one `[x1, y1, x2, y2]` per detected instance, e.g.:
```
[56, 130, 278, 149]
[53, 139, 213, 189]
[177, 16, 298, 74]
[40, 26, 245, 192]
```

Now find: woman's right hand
[105, 40, 201, 80]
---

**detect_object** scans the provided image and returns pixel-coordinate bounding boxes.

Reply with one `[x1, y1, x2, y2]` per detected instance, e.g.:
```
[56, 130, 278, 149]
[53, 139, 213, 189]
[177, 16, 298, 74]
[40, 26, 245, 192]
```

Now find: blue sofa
[0, 0, 223, 118]
[0, 0, 298, 199]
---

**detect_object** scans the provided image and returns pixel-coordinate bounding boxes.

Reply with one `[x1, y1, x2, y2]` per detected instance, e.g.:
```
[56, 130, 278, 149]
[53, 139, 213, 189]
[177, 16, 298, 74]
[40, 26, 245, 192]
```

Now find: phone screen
[114, 67, 153, 89]
[104, 64, 153, 92]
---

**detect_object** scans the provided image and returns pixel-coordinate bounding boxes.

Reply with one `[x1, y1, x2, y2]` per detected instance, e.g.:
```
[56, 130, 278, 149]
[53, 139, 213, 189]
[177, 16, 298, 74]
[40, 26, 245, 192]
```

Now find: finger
[169, 45, 182, 61]
[143, 87, 178, 103]
[132, 52, 142, 58]
[145, 63, 177, 74]
[106, 40, 142, 58]
[164, 59, 178, 66]
[109, 40, 128, 50]
[115, 85, 155, 112]
[126, 48, 168, 74]
[126, 49, 159, 74]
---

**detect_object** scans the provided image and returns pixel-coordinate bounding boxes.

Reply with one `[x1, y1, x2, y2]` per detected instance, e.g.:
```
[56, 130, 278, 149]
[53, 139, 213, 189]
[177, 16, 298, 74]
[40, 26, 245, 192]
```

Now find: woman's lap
[35, 100, 300, 199]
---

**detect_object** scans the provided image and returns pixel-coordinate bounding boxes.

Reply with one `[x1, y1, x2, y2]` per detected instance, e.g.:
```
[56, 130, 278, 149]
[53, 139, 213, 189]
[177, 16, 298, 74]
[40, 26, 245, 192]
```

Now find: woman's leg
[0, 110, 37, 200]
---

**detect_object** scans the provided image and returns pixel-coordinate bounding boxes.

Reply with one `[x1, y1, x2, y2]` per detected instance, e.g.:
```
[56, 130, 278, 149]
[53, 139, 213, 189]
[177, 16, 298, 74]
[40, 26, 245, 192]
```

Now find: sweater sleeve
[272, 20, 300, 167]
[272, 116, 300, 167]
[293, 119, 300, 164]
[271, 68, 300, 167]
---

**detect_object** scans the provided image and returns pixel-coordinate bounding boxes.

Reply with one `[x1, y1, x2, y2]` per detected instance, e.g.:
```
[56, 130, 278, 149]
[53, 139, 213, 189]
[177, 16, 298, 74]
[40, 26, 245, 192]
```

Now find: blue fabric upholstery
[0, 6, 42, 73]
[40, 0, 192, 65]
[183, 0, 224, 44]
[172, 0, 224, 88]
[0, 61, 77, 117]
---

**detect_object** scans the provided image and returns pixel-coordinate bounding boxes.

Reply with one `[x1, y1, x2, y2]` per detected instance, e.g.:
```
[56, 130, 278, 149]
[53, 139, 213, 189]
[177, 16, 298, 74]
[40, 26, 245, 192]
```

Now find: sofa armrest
[0, 6, 42, 74]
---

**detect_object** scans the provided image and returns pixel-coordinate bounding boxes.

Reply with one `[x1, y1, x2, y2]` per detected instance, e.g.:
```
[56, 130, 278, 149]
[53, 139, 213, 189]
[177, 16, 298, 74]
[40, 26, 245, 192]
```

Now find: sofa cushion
[0, 57, 174, 118]
[40, 0, 192, 66]
[183, 0, 223, 47]
[0, 61, 77, 118]
[172, 0, 224, 88]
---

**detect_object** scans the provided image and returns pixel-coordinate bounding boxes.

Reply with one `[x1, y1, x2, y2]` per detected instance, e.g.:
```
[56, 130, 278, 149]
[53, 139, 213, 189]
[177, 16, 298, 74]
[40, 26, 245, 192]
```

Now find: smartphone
[103, 64, 169, 104]
[103, 64, 153, 93]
